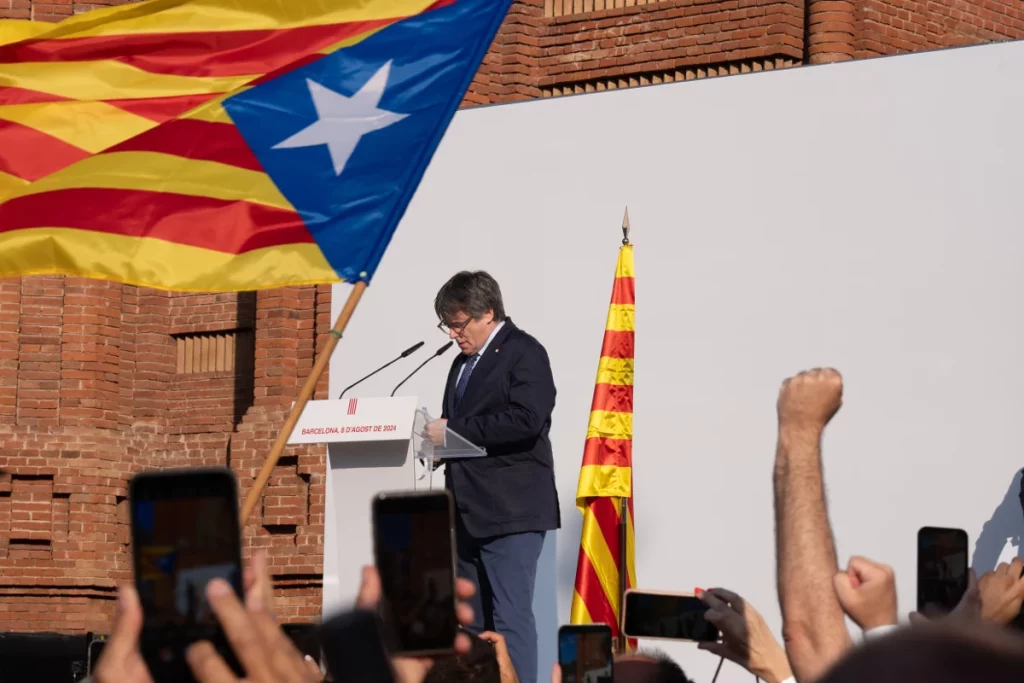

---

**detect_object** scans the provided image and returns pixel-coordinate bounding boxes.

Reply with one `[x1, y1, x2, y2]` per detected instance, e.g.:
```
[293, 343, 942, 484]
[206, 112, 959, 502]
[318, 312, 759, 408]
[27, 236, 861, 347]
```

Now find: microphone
[391, 341, 454, 397]
[338, 341, 424, 399]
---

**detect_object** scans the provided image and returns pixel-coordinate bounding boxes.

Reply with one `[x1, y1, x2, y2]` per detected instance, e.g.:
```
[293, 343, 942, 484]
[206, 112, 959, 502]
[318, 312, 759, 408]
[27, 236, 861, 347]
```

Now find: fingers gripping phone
[130, 467, 244, 682]
[621, 589, 720, 642]
[917, 526, 969, 616]
[372, 490, 458, 657]
[558, 624, 613, 683]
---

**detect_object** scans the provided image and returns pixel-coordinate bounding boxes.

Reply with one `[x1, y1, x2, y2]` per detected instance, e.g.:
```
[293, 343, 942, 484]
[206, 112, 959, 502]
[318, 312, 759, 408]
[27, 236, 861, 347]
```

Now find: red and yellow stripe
[571, 244, 637, 647]
[0, 94, 336, 291]
[0, 0, 447, 200]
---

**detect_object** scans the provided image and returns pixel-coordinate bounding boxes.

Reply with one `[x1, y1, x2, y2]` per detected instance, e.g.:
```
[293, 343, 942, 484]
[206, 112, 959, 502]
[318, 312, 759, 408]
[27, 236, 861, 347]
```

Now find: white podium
[286, 396, 484, 619]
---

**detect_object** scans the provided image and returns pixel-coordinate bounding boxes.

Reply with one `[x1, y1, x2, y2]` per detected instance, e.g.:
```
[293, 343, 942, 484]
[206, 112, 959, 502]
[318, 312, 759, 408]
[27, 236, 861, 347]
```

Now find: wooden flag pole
[240, 280, 368, 524]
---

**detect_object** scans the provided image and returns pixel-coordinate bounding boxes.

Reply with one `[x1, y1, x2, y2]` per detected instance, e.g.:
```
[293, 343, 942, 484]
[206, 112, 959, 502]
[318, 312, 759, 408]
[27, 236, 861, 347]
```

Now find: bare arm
[774, 368, 853, 682]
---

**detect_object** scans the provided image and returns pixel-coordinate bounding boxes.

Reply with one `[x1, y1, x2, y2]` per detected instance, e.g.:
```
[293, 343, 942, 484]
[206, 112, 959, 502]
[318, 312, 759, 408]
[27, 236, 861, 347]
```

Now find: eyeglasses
[438, 318, 472, 335]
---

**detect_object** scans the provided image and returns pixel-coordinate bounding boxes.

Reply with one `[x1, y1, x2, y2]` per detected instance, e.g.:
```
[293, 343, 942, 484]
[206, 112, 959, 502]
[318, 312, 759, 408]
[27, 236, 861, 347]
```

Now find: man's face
[443, 309, 495, 355]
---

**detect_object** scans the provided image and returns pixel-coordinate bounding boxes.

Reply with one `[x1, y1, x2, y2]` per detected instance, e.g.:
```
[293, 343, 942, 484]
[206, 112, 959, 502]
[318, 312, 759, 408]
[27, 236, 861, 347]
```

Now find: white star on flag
[273, 60, 408, 176]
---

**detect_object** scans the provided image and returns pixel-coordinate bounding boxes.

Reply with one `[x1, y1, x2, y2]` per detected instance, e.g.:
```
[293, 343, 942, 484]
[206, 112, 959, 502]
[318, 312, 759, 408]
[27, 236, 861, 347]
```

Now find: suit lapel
[443, 356, 461, 418]
[456, 320, 515, 415]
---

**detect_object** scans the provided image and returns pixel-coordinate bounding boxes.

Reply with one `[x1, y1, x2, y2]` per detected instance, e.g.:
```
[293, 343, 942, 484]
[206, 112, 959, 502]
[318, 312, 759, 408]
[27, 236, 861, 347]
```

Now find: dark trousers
[456, 519, 545, 683]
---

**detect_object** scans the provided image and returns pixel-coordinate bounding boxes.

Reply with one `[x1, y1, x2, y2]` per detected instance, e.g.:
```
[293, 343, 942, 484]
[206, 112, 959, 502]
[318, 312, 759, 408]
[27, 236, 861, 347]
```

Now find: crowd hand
[243, 551, 277, 617]
[355, 565, 477, 683]
[186, 577, 320, 683]
[93, 585, 155, 683]
[909, 569, 981, 625]
[479, 631, 520, 683]
[977, 557, 1024, 624]
[909, 558, 1024, 627]
[832, 556, 898, 631]
[697, 588, 793, 683]
[777, 368, 843, 435]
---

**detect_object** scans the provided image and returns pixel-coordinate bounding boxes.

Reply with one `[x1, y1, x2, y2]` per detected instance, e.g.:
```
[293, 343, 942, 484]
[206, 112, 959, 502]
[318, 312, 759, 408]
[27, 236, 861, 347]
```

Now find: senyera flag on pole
[0, 0, 511, 291]
[570, 243, 637, 649]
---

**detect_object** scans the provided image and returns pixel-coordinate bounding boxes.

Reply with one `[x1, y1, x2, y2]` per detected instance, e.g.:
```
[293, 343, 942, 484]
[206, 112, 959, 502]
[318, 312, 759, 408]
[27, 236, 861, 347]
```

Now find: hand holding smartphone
[621, 589, 720, 642]
[130, 467, 244, 683]
[372, 490, 459, 657]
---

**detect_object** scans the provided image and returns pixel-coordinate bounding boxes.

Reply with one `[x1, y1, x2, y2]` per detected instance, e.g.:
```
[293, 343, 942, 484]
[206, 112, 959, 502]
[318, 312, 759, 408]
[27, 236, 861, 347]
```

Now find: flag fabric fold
[570, 244, 637, 649]
[0, 0, 510, 291]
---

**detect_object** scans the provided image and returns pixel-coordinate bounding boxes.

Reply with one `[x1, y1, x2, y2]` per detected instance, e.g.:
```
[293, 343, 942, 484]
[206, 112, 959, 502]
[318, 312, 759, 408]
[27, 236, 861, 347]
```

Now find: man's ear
[484, 309, 495, 324]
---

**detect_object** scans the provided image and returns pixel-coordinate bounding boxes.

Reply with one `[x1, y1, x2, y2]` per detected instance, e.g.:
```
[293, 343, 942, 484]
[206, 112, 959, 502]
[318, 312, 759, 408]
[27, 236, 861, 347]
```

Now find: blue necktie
[453, 354, 479, 414]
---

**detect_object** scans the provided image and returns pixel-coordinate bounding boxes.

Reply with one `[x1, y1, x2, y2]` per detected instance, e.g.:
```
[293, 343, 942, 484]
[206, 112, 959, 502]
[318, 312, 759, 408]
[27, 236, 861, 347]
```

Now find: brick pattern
[542, 54, 797, 96]
[547, 0, 667, 18]
[539, 0, 804, 90]
[0, 277, 330, 633]
[1, 0, 1023, 638]
[855, 0, 1024, 57]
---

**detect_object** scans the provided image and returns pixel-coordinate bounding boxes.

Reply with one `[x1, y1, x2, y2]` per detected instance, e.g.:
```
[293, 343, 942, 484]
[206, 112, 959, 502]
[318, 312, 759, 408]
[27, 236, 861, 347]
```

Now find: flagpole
[240, 280, 368, 524]
[615, 207, 631, 654]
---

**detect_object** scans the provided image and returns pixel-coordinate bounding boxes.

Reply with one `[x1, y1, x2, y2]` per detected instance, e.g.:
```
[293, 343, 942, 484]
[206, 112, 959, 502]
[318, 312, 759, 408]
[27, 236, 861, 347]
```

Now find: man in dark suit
[425, 270, 560, 683]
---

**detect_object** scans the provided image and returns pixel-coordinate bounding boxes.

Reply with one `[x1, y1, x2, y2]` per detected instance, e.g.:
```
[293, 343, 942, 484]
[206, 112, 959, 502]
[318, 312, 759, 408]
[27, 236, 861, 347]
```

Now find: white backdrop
[326, 39, 1024, 682]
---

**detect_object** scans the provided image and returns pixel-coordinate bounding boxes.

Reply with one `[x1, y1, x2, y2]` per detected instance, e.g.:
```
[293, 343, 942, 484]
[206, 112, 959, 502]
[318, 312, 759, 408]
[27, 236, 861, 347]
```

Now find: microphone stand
[338, 341, 423, 399]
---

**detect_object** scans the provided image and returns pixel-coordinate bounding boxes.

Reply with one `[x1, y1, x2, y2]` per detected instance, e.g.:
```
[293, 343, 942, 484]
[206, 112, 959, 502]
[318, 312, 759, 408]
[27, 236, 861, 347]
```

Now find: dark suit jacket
[441, 319, 560, 539]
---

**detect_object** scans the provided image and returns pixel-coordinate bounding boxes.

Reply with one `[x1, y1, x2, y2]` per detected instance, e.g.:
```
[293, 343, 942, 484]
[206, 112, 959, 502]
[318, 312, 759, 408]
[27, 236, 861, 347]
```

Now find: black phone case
[129, 467, 244, 683]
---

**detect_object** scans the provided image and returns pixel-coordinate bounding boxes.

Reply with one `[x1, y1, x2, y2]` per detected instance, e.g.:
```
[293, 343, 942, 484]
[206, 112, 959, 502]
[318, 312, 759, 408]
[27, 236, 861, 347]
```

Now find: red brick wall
[1, 0, 1023, 637]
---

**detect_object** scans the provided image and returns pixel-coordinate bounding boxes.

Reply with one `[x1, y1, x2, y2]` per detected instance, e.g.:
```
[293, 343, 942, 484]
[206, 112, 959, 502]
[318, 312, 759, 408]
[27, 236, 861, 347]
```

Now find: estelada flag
[0, 0, 510, 291]
[570, 243, 637, 648]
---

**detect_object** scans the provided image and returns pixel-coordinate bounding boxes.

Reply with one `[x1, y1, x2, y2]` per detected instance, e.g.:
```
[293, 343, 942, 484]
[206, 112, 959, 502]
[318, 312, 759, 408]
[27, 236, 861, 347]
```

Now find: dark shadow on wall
[234, 291, 257, 426]
[972, 468, 1024, 573]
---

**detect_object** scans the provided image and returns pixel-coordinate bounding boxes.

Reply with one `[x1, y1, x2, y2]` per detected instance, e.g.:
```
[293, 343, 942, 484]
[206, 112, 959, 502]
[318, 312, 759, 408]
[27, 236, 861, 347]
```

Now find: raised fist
[777, 367, 843, 432]
[833, 556, 898, 631]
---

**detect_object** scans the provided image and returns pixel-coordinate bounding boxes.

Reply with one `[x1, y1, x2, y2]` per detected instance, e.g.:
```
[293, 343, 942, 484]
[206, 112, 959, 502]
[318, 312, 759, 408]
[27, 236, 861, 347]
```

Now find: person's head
[819, 622, 1024, 683]
[422, 632, 500, 683]
[434, 271, 506, 355]
[614, 650, 691, 683]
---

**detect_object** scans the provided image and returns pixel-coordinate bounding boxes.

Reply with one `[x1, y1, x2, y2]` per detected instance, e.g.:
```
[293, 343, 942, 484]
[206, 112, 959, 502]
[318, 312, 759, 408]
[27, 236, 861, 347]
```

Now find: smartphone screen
[372, 490, 457, 656]
[558, 624, 613, 683]
[130, 468, 243, 682]
[622, 591, 720, 642]
[917, 527, 969, 616]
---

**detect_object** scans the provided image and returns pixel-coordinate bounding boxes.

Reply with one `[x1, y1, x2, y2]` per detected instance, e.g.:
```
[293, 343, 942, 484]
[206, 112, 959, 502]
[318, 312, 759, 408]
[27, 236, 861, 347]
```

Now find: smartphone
[917, 526, 969, 616]
[372, 490, 458, 657]
[130, 467, 244, 682]
[281, 623, 321, 662]
[558, 624, 613, 683]
[319, 609, 395, 683]
[621, 589, 720, 642]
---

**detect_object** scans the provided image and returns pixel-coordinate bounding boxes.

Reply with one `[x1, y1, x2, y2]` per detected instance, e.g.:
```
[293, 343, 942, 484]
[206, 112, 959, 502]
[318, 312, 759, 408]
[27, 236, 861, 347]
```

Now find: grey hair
[434, 271, 506, 323]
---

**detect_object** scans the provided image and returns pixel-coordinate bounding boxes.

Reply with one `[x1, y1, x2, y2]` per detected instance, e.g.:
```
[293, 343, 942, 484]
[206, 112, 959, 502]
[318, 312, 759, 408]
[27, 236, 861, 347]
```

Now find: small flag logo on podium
[347, 398, 359, 415]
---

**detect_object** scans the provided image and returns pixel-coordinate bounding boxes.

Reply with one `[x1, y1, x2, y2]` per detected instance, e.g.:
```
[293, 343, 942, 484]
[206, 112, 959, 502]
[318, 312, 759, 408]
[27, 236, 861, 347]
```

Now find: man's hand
[94, 585, 154, 683]
[479, 631, 519, 683]
[910, 569, 981, 625]
[186, 578, 320, 683]
[425, 419, 448, 446]
[833, 556, 898, 631]
[697, 588, 793, 683]
[356, 565, 477, 683]
[978, 557, 1024, 625]
[777, 368, 843, 435]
